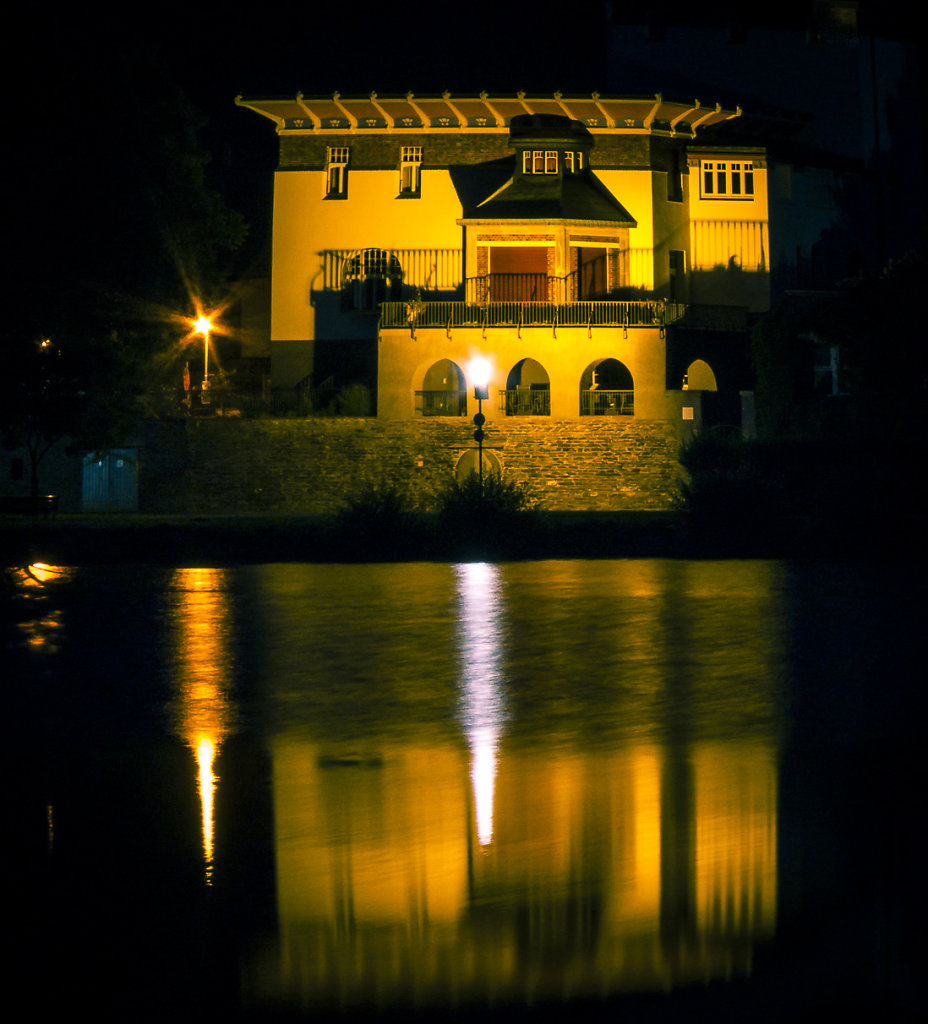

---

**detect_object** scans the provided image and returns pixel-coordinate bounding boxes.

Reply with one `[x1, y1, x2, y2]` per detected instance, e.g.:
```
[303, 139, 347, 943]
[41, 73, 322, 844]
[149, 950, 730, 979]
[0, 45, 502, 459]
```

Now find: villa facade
[232, 92, 768, 502]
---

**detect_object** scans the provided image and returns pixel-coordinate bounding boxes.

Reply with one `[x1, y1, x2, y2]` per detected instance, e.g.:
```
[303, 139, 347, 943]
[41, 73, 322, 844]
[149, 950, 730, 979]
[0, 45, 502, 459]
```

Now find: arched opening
[683, 359, 718, 391]
[503, 358, 550, 415]
[580, 358, 634, 415]
[417, 359, 467, 416]
[454, 449, 502, 482]
[342, 248, 403, 309]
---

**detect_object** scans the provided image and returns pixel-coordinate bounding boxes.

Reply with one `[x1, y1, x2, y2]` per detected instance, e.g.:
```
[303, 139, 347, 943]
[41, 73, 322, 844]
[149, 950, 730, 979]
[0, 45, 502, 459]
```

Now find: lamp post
[469, 358, 491, 487]
[194, 315, 213, 402]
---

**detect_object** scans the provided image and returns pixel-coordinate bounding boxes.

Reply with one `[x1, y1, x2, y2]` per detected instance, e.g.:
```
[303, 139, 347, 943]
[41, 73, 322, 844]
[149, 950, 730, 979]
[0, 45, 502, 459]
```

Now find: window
[700, 160, 755, 198]
[667, 150, 683, 201]
[669, 250, 685, 301]
[563, 151, 583, 174]
[399, 146, 422, 195]
[325, 146, 349, 197]
[522, 150, 559, 174]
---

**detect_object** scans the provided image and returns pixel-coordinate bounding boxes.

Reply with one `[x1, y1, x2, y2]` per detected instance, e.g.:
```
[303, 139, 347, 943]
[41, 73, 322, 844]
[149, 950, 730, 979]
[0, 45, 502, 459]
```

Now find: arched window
[580, 358, 634, 415]
[503, 358, 550, 415]
[683, 359, 718, 391]
[416, 360, 467, 416]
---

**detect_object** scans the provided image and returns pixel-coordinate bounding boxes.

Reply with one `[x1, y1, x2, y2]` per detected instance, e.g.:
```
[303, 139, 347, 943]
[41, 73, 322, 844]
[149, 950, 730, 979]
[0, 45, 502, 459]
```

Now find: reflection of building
[236, 93, 768, 500]
[260, 735, 777, 1011]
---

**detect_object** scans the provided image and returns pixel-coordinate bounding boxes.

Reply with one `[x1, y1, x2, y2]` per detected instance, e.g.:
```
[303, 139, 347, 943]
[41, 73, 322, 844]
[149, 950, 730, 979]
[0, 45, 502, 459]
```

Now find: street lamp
[469, 357, 491, 487]
[193, 315, 213, 400]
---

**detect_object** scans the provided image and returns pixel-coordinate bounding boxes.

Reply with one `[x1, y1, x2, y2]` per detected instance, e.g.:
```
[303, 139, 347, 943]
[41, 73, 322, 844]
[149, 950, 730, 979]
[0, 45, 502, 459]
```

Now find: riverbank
[3, 509, 924, 565]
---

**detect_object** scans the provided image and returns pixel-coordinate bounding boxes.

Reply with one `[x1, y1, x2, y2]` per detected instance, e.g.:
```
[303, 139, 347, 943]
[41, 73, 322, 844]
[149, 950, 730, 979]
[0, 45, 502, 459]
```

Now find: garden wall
[137, 417, 683, 514]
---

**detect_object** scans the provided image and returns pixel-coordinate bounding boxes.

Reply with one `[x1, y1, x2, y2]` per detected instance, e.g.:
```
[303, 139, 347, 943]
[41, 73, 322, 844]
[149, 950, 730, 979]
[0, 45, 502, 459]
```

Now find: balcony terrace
[381, 295, 684, 330]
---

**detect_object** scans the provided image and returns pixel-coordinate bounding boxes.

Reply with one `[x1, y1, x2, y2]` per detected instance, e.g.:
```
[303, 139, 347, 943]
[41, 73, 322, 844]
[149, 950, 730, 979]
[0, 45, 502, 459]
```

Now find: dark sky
[5, 1, 919, 337]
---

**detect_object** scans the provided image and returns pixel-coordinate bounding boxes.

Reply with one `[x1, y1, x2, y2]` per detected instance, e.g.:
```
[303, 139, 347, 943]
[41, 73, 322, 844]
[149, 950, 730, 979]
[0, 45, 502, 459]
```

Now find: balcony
[415, 390, 468, 416]
[580, 390, 634, 416]
[382, 292, 684, 330]
[499, 388, 550, 416]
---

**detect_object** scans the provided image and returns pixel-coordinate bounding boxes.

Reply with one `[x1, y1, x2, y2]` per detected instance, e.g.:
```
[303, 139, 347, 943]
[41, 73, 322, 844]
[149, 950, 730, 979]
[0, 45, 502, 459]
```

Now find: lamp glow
[468, 357, 491, 397]
[191, 314, 214, 397]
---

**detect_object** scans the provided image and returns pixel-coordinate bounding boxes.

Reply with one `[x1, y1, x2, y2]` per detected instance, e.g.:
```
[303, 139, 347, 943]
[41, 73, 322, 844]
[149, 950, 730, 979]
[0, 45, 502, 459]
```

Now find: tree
[1, 334, 144, 499]
[7, 16, 247, 384]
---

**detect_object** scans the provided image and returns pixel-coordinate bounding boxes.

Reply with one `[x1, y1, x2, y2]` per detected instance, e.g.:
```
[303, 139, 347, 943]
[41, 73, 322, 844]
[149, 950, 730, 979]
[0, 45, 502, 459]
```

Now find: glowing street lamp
[193, 315, 213, 398]
[468, 357, 492, 486]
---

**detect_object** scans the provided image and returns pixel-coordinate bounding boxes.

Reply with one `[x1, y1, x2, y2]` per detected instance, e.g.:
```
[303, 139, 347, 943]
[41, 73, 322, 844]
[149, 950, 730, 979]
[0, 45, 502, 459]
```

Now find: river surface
[3, 559, 921, 1020]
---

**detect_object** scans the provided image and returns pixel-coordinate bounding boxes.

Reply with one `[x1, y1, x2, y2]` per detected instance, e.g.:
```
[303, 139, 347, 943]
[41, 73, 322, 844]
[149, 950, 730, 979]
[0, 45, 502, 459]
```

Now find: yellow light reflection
[455, 562, 506, 847]
[169, 568, 235, 884]
[10, 564, 71, 651]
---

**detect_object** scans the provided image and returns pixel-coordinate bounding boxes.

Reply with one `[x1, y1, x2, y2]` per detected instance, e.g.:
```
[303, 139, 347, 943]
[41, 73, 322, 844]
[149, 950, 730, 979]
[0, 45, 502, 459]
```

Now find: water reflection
[455, 562, 506, 847]
[251, 561, 784, 1012]
[6, 558, 916, 1017]
[167, 567, 235, 883]
[7, 563, 72, 652]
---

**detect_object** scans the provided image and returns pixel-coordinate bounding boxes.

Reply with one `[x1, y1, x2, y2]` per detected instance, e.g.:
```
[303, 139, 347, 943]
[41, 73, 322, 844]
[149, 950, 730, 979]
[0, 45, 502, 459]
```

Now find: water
[3, 559, 921, 1020]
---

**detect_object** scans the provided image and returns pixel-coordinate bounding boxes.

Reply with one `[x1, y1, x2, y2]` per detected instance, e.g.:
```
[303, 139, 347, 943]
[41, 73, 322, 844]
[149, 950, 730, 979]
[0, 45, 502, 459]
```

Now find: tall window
[701, 160, 754, 198]
[562, 151, 583, 174]
[669, 250, 685, 301]
[325, 146, 349, 197]
[399, 146, 422, 195]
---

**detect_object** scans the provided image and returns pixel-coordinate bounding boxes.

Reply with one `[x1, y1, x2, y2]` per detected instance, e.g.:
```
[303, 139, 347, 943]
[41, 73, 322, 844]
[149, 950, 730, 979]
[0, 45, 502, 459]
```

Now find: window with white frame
[522, 150, 559, 174]
[700, 159, 754, 198]
[399, 146, 422, 195]
[325, 146, 349, 197]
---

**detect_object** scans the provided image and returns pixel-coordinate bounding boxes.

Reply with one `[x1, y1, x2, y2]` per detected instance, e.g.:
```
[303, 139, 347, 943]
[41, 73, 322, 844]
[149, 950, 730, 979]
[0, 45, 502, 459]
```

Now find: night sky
[5, 2, 919, 343]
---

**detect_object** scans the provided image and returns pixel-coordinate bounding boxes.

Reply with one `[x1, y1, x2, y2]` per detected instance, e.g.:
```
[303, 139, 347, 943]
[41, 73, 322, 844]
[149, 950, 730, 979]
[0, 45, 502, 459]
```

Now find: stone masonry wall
[140, 417, 682, 514]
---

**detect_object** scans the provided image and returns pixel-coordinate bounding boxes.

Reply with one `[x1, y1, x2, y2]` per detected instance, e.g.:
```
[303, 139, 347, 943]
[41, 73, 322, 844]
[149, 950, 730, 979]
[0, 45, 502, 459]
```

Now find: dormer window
[522, 150, 559, 174]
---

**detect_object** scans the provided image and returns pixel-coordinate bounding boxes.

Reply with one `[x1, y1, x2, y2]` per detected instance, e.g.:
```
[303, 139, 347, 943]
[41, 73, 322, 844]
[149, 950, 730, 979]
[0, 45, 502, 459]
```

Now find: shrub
[435, 472, 541, 556]
[336, 481, 417, 557]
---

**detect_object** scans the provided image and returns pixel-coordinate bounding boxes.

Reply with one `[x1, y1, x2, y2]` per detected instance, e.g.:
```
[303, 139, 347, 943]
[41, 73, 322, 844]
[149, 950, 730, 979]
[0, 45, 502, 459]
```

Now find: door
[82, 449, 139, 512]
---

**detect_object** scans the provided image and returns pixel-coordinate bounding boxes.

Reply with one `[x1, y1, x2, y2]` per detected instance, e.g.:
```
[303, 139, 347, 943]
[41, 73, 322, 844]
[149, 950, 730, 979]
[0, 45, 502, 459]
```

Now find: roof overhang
[235, 91, 742, 136]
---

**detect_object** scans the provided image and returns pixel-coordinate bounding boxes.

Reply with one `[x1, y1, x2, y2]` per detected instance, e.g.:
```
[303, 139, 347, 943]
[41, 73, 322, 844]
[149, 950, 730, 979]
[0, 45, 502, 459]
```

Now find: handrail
[382, 299, 685, 329]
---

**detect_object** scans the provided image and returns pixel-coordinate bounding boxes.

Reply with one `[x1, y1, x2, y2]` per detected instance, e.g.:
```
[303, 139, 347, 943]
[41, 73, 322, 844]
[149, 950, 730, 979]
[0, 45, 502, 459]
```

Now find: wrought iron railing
[580, 390, 634, 416]
[321, 248, 463, 291]
[381, 298, 684, 329]
[499, 389, 550, 416]
[415, 390, 468, 416]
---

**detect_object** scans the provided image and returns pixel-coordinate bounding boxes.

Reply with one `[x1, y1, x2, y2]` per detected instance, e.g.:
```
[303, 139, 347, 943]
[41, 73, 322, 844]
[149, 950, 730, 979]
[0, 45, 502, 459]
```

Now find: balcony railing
[415, 390, 468, 416]
[382, 297, 683, 329]
[499, 389, 550, 416]
[580, 390, 634, 416]
[321, 248, 463, 291]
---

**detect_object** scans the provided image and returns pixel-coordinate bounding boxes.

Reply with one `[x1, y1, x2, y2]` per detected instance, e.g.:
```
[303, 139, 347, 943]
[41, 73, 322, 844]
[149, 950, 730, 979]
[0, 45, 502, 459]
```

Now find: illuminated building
[237, 93, 768, 468]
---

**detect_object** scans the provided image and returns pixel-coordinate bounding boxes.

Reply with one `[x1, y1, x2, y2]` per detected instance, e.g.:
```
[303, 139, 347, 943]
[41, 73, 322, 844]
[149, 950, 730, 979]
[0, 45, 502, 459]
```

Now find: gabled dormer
[468, 114, 636, 225]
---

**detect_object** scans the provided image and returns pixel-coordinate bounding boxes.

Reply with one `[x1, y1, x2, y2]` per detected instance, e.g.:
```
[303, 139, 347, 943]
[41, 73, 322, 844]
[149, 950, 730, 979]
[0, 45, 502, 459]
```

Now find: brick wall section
[279, 133, 659, 172]
[142, 418, 681, 514]
[280, 134, 516, 170]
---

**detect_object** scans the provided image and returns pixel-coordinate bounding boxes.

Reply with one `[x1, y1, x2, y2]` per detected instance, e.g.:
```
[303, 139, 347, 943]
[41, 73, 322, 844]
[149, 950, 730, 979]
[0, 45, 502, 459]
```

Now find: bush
[335, 481, 417, 557]
[435, 472, 541, 556]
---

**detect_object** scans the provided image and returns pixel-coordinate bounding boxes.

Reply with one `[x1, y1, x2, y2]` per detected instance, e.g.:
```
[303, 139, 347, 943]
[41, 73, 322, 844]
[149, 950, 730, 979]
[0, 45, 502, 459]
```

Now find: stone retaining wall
[138, 417, 682, 514]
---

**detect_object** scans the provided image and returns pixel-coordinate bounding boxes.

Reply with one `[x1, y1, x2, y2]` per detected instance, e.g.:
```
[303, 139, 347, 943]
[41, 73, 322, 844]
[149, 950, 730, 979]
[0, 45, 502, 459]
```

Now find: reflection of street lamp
[469, 357, 491, 486]
[194, 315, 213, 400]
